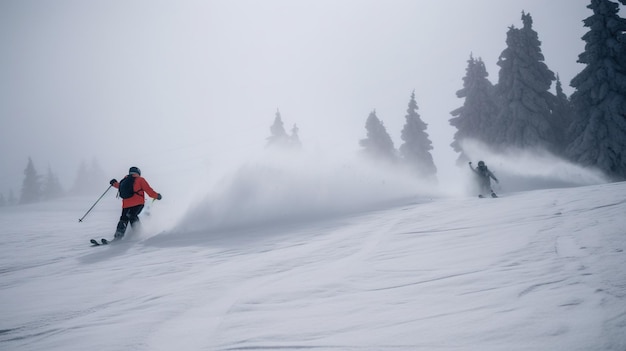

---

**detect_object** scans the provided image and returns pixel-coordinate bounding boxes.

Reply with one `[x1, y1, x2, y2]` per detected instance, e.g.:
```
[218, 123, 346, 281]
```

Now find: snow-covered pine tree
[492, 12, 556, 151]
[19, 157, 41, 204]
[449, 55, 499, 164]
[266, 109, 290, 148]
[0, 193, 6, 207]
[359, 110, 396, 162]
[567, 0, 626, 181]
[399, 91, 437, 178]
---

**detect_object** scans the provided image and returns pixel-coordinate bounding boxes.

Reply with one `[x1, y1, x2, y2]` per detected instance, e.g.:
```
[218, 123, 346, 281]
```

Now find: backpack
[118, 176, 138, 199]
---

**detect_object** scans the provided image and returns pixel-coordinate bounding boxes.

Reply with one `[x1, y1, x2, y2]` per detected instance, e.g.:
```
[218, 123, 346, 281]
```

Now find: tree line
[0, 158, 108, 207]
[265, 90, 440, 181]
[453, 2, 626, 182]
[267, 1, 626, 182]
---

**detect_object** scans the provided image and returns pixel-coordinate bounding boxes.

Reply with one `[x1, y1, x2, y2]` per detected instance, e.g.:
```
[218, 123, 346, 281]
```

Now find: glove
[156, 193, 162, 200]
[109, 179, 117, 186]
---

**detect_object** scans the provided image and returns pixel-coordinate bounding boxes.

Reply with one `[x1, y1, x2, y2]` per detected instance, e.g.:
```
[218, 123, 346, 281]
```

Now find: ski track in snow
[147, 214, 398, 351]
[0, 183, 625, 350]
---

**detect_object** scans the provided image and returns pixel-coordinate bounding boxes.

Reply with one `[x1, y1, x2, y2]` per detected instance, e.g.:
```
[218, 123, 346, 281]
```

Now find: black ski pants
[115, 204, 144, 236]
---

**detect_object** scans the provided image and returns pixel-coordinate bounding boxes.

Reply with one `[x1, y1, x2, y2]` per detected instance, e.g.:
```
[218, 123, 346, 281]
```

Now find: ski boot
[114, 221, 127, 240]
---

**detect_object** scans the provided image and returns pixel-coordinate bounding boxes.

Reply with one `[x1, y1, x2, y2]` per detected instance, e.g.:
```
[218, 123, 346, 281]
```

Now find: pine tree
[20, 157, 41, 204]
[567, 0, 626, 180]
[290, 124, 302, 149]
[449, 55, 499, 164]
[399, 91, 437, 178]
[359, 110, 396, 162]
[42, 166, 64, 200]
[71, 160, 89, 195]
[492, 12, 556, 150]
[266, 109, 290, 148]
[8, 190, 17, 206]
[71, 158, 106, 195]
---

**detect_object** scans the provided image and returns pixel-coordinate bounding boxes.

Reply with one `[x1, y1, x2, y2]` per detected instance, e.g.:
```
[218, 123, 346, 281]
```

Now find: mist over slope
[172, 144, 608, 234]
[176, 149, 434, 233]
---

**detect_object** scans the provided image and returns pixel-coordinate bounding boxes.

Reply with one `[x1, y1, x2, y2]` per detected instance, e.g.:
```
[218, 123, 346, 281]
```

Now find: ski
[101, 238, 120, 245]
[89, 238, 121, 246]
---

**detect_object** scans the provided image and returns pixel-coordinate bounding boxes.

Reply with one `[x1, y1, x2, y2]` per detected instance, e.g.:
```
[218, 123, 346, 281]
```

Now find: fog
[175, 148, 430, 233]
[0, 1, 597, 202]
[155, 140, 607, 237]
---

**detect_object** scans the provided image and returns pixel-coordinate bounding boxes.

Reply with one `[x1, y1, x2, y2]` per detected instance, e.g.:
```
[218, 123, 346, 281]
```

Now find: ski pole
[78, 185, 113, 222]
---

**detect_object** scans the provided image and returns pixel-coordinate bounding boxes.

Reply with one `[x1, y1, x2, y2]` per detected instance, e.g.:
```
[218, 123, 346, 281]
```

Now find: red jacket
[113, 174, 159, 208]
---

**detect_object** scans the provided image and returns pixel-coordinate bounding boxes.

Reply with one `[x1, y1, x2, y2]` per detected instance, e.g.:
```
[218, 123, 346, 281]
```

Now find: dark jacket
[470, 164, 498, 183]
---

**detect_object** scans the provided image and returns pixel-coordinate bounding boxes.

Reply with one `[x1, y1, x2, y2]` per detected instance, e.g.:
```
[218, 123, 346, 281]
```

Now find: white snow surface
[1, 182, 626, 351]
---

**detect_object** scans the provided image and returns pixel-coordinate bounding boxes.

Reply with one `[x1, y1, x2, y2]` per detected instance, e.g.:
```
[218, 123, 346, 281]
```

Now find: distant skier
[469, 161, 499, 198]
[109, 166, 162, 239]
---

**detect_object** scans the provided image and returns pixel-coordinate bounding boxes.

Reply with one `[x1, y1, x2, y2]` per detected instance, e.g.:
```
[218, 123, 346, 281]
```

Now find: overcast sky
[0, 0, 596, 195]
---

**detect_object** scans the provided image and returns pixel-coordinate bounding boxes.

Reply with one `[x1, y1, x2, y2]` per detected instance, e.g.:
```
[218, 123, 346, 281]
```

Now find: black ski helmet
[478, 161, 485, 167]
[129, 166, 141, 176]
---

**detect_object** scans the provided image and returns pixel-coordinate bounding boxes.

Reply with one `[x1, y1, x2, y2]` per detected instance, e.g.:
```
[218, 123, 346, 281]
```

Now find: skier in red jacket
[109, 166, 162, 239]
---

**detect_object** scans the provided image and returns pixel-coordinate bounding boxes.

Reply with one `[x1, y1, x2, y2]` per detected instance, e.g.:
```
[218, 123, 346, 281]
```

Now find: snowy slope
[1, 182, 625, 351]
